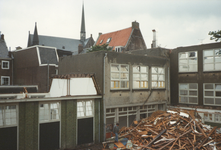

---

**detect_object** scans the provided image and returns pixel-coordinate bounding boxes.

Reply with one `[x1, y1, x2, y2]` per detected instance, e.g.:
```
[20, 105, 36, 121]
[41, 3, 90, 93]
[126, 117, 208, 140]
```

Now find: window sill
[178, 71, 198, 74]
[151, 88, 166, 91]
[110, 89, 130, 92]
[132, 89, 150, 91]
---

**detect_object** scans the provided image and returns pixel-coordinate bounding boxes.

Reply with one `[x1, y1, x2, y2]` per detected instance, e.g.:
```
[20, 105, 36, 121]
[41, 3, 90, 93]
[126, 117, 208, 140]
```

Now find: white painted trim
[178, 51, 198, 73]
[1, 60, 10, 69]
[36, 46, 41, 66]
[12, 45, 57, 52]
[1, 76, 10, 85]
[39, 64, 58, 67]
[178, 83, 198, 104]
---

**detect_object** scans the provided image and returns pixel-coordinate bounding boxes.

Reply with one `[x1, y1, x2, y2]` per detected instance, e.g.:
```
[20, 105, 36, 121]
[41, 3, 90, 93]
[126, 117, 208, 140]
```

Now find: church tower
[33, 22, 39, 45]
[80, 3, 86, 42]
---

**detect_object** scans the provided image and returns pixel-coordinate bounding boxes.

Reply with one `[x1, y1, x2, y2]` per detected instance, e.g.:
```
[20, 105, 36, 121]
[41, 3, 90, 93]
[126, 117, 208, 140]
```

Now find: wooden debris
[109, 109, 221, 150]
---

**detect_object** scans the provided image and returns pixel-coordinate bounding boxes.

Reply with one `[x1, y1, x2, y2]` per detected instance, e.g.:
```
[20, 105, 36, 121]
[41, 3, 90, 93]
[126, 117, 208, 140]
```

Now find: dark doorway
[78, 117, 93, 145]
[40, 122, 59, 150]
[0, 127, 17, 150]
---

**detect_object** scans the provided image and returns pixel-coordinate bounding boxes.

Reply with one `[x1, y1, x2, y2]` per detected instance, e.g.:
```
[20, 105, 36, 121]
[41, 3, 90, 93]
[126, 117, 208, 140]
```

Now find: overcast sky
[1, 0, 221, 50]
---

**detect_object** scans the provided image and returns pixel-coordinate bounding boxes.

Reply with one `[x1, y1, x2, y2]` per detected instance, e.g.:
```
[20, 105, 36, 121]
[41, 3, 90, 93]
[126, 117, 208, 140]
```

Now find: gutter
[103, 52, 107, 141]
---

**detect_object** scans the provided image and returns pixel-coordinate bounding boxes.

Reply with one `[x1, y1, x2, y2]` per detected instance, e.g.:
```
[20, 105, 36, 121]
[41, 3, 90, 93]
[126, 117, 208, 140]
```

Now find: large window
[0, 105, 17, 127]
[1, 76, 10, 85]
[111, 64, 129, 89]
[179, 51, 197, 72]
[1, 61, 9, 69]
[151, 67, 165, 88]
[77, 100, 93, 118]
[39, 102, 60, 122]
[179, 83, 198, 104]
[204, 83, 221, 106]
[203, 49, 221, 71]
[133, 66, 148, 89]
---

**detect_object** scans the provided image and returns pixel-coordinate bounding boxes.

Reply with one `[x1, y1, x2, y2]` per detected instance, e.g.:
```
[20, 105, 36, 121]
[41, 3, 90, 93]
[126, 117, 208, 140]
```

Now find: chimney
[151, 29, 157, 48]
[78, 44, 83, 54]
[1, 34, 4, 40]
[132, 21, 139, 29]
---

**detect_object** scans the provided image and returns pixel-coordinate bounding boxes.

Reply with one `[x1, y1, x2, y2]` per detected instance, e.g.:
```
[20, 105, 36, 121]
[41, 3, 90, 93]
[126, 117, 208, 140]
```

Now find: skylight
[100, 40, 103, 44]
[106, 38, 111, 43]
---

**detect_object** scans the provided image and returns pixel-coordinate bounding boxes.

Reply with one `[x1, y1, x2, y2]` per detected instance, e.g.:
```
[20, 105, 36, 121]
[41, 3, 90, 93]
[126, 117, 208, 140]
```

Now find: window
[204, 83, 221, 106]
[100, 40, 103, 44]
[179, 51, 197, 72]
[106, 38, 111, 43]
[1, 76, 10, 85]
[179, 83, 198, 104]
[1, 61, 9, 69]
[133, 66, 148, 89]
[115, 47, 122, 53]
[77, 100, 93, 118]
[111, 64, 129, 89]
[39, 102, 60, 122]
[0, 105, 17, 127]
[151, 67, 165, 88]
[203, 49, 221, 71]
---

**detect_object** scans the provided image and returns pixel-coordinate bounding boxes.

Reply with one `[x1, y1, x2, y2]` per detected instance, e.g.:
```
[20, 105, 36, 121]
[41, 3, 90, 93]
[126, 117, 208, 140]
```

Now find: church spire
[33, 22, 39, 46]
[80, 3, 86, 42]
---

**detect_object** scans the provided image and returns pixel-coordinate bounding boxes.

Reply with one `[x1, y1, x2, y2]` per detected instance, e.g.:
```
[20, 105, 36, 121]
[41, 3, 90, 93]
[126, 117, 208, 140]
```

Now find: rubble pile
[117, 109, 221, 150]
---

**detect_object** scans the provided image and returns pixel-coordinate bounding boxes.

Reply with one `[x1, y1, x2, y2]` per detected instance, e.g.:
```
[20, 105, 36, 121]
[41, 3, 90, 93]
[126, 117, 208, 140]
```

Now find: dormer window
[115, 47, 123, 53]
[100, 40, 103, 44]
[106, 38, 111, 43]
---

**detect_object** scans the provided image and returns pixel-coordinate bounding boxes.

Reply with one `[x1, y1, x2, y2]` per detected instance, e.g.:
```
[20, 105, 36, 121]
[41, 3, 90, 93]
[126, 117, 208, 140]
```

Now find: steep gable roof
[0, 36, 9, 58]
[95, 27, 133, 50]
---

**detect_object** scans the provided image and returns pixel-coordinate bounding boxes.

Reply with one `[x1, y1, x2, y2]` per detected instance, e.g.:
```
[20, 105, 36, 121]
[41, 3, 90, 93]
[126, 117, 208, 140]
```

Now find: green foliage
[208, 30, 221, 42]
[87, 44, 112, 53]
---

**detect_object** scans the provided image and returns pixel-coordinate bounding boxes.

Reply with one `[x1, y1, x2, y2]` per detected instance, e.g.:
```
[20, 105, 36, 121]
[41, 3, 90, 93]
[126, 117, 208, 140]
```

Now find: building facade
[59, 50, 170, 138]
[170, 42, 221, 126]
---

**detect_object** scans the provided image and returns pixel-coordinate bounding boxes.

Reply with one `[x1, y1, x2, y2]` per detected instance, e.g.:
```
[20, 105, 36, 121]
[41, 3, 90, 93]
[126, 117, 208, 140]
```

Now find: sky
[0, 0, 221, 51]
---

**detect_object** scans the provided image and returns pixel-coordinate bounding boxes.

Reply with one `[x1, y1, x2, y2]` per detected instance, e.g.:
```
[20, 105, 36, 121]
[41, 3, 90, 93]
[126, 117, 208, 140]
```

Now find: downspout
[11, 54, 14, 85]
[103, 52, 107, 141]
[47, 62, 49, 92]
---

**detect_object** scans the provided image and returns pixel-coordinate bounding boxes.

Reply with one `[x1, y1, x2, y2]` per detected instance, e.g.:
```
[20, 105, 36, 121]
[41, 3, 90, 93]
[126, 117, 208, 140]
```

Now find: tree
[208, 30, 221, 42]
[87, 44, 112, 53]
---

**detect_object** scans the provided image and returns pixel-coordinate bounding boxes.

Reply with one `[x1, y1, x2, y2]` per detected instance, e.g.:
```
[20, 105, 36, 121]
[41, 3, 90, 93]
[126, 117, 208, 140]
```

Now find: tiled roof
[95, 27, 132, 50]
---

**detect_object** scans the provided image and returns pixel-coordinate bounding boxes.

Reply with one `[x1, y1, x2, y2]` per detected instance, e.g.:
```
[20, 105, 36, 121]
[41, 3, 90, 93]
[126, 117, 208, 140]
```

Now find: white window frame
[77, 100, 94, 119]
[39, 102, 60, 123]
[203, 48, 221, 71]
[115, 46, 123, 53]
[179, 83, 198, 104]
[1, 60, 9, 69]
[151, 67, 165, 89]
[133, 66, 148, 89]
[178, 51, 198, 72]
[0, 104, 18, 127]
[111, 64, 129, 89]
[1, 76, 10, 85]
[204, 83, 221, 106]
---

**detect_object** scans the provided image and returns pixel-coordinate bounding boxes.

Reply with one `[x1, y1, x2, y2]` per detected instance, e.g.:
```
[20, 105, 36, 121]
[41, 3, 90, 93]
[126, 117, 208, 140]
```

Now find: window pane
[152, 75, 158, 80]
[133, 73, 140, 80]
[133, 81, 140, 88]
[0, 106, 3, 126]
[133, 66, 140, 72]
[189, 83, 197, 89]
[5, 105, 16, 125]
[179, 84, 188, 90]
[189, 58, 197, 64]
[189, 97, 198, 103]
[179, 59, 188, 64]
[215, 98, 221, 105]
[205, 98, 214, 104]
[86, 101, 93, 116]
[179, 65, 188, 72]
[158, 81, 165, 88]
[205, 91, 214, 96]
[50, 103, 59, 120]
[141, 66, 147, 73]
[179, 52, 187, 58]
[121, 81, 128, 88]
[111, 65, 119, 72]
[141, 74, 148, 80]
[39, 104, 49, 121]
[77, 101, 85, 117]
[215, 84, 221, 90]
[215, 57, 221, 63]
[158, 68, 164, 74]
[204, 64, 214, 71]
[121, 65, 128, 72]
[204, 57, 214, 63]
[215, 49, 221, 56]
[158, 75, 164, 81]
[152, 82, 158, 88]
[215, 63, 221, 70]
[216, 91, 221, 97]
[121, 73, 128, 79]
[180, 90, 188, 95]
[180, 97, 188, 103]
[140, 81, 148, 88]
[152, 67, 157, 73]
[205, 84, 213, 89]
[189, 91, 197, 96]
[189, 52, 197, 57]
[204, 50, 213, 57]
[111, 73, 120, 79]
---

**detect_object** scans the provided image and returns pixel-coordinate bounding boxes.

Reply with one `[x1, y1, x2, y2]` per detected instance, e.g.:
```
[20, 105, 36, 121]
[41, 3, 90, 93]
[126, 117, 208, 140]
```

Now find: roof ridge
[102, 27, 132, 35]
